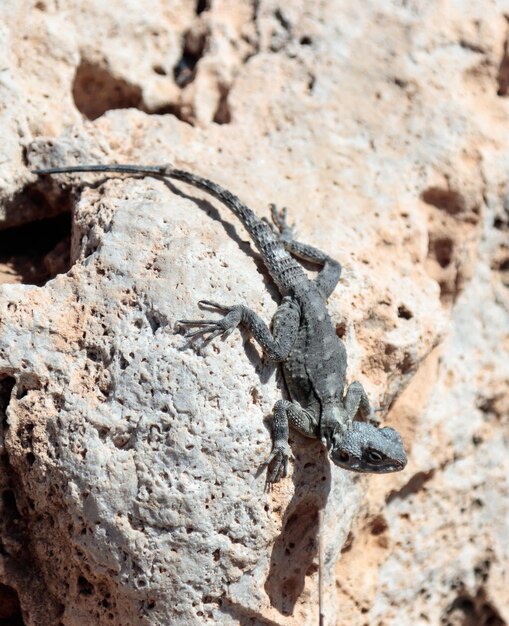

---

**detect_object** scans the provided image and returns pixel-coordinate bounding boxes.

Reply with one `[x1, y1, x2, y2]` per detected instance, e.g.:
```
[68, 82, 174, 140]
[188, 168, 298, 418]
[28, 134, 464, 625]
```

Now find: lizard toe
[177, 303, 244, 343]
[261, 216, 279, 235]
[198, 299, 233, 312]
[264, 445, 292, 482]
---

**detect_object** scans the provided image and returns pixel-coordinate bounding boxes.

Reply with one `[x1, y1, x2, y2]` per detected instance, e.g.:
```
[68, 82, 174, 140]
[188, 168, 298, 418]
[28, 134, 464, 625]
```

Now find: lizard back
[282, 283, 347, 412]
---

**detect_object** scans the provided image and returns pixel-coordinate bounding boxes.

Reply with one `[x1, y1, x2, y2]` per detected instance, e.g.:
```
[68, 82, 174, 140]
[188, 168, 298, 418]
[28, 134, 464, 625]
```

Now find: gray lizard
[33, 163, 407, 481]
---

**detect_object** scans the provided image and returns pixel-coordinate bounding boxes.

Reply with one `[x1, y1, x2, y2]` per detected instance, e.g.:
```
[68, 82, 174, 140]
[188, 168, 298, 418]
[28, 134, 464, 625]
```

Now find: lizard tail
[33, 163, 306, 293]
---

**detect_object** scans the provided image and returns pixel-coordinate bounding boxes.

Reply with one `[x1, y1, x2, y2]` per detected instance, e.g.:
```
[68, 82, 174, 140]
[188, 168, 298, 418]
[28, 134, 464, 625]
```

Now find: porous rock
[0, 1, 508, 625]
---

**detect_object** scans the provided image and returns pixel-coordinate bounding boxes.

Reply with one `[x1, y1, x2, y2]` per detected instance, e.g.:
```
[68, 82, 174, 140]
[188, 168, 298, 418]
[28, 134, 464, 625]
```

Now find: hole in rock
[399, 352, 413, 374]
[429, 236, 454, 269]
[72, 61, 143, 120]
[335, 322, 346, 338]
[173, 52, 199, 88]
[146, 310, 164, 334]
[497, 32, 509, 96]
[274, 8, 291, 32]
[196, 0, 208, 14]
[77, 575, 94, 596]
[0, 583, 25, 625]
[397, 305, 413, 320]
[213, 85, 232, 125]
[369, 514, 388, 536]
[493, 213, 508, 230]
[474, 559, 491, 584]
[498, 257, 509, 272]
[341, 531, 354, 554]
[173, 25, 208, 88]
[441, 590, 505, 626]
[421, 187, 465, 215]
[0, 212, 71, 286]
[0, 377, 15, 426]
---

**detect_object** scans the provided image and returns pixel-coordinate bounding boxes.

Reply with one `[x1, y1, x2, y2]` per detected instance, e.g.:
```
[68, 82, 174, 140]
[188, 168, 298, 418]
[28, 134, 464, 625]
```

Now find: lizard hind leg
[344, 381, 377, 423]
[269, 203, 341, 299]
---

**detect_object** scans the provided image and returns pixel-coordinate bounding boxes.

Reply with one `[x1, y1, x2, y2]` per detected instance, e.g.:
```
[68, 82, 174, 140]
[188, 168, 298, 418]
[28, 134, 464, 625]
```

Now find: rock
[1, 1, 508, 625]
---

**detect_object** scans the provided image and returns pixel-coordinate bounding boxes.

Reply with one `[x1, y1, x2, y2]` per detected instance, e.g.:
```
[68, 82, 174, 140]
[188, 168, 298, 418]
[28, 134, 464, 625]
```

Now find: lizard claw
[263, 443, 293, 483]
[198, 299, 235, 312]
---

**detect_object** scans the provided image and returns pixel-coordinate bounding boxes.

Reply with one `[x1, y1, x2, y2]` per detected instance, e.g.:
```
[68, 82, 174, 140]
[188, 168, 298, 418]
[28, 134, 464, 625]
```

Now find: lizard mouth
[331, 453, 407, 473]
[367, 459, 407, 473]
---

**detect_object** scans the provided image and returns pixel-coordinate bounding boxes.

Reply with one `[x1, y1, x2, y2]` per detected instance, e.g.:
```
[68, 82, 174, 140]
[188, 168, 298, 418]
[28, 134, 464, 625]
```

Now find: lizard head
[330, 422, 407, 473]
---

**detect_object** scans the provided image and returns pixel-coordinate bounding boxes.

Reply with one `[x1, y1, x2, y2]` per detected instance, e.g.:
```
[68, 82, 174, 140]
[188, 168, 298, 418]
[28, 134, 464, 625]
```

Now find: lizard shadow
[81, 174, 281, 308]
[160, 179, 282, 304]
[263, 440, 331, 616]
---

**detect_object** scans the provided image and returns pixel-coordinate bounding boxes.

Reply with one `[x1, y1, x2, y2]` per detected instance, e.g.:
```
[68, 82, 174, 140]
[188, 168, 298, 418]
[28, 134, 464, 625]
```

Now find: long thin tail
[33, 163, 305, 292]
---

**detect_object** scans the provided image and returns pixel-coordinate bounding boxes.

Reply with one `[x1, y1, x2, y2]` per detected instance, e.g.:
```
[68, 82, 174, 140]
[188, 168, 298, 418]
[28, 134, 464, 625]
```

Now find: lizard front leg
[178, 296, 300, 362]
[265, 399, 318, 483]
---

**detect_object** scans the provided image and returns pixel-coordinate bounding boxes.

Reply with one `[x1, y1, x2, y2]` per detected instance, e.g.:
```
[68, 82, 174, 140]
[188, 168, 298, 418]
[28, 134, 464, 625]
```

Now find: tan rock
[0, 1, 508, 625]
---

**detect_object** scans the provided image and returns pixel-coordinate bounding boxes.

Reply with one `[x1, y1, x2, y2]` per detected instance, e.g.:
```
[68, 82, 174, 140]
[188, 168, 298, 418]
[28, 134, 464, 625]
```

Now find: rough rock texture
[1, 1, 509, 625]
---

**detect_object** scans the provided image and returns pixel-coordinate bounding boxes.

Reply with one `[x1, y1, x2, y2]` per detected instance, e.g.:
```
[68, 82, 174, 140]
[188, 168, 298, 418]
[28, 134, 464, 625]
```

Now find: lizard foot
[177, 300, 244, 341]
[269, 203, 295, 241]
[263, 443, 293, 483]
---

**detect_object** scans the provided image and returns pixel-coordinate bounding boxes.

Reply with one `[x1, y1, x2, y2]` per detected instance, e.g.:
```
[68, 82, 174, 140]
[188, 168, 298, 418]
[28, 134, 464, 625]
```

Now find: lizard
[33, 163, 408, 482]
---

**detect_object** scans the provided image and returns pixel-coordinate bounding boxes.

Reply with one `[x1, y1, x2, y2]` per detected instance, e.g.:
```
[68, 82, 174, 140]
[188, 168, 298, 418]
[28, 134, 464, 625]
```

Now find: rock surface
[1, 1, 509, 625]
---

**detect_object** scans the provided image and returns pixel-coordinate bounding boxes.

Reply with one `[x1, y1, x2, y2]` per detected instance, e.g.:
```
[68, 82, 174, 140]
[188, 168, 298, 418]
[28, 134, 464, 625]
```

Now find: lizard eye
[366, 449, 384, 463]
[337, 451, 350, 464]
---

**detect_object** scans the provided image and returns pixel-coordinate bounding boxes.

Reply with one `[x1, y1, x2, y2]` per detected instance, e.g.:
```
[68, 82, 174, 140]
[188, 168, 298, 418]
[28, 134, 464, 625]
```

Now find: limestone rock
[1, 1, 508, 625]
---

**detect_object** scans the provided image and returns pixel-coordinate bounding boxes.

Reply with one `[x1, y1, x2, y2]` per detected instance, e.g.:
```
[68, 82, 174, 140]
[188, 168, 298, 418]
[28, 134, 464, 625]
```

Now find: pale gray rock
[1, 1, 509, 625]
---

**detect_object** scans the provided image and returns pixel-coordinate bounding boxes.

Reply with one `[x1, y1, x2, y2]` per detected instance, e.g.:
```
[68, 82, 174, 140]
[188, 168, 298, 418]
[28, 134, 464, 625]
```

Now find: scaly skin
[33, 163, 408, 481]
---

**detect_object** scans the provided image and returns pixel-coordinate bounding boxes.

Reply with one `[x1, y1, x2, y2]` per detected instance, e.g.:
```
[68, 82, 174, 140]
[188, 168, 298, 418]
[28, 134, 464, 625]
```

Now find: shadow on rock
[264, 441, 330, 616]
